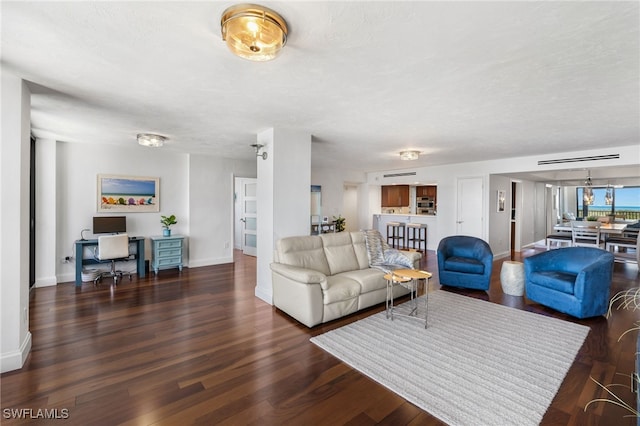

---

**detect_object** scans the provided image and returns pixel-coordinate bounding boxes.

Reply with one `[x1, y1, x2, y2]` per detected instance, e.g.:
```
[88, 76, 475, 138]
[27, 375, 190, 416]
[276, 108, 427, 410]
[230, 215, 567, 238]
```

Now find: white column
[1, 71, 32, 372]
[35, 138, 57, 287]
[255, 128, 311, 304]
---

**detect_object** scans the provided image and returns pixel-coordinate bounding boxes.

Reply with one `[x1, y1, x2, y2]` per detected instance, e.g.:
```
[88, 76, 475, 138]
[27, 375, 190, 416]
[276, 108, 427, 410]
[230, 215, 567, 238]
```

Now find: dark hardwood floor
[2, 247, 639, 425]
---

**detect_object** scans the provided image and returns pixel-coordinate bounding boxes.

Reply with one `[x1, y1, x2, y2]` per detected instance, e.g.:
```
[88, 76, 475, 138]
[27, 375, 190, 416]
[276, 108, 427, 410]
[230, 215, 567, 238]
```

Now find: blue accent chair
[437, 236, 493, 290]
[524, 247, 614, 319]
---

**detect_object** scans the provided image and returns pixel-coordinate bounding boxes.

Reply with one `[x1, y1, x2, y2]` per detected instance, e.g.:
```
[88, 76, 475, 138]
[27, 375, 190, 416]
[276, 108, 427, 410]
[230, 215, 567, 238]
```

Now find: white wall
[342, 184, 359, 232]
[368, 145, 640, 250]
[488, 175, 511, 257]
[519, 180, 536, 248]
[53, 142, 190, 282]
[1, 72, 32, 373]
[188, 155, 255, 267]
[35, 139, 57, 287]
[533, 182, 547, 243]
[311, 167, 367, 230]
[35, 141, 255, 284]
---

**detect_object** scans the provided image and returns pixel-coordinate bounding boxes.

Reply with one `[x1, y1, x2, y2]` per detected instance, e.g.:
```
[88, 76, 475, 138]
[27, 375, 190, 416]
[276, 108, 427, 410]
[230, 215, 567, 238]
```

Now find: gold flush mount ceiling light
[137, 133, 167, 148]
[400, 150, 420, 161]
[221, 4, 288, 61]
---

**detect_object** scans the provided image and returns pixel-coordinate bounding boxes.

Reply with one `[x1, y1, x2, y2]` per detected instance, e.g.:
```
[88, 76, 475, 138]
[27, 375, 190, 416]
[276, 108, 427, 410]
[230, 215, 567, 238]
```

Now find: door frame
[234, 177, 258, 256]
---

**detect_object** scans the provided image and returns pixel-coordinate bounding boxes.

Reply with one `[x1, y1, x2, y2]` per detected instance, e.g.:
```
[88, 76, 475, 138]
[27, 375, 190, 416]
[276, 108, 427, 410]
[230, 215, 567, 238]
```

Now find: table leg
[424, 277, 429, 329]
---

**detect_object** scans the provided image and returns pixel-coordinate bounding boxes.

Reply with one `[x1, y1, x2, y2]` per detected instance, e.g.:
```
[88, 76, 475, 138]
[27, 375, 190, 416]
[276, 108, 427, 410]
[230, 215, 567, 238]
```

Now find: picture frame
[497, 190, 506, 212]
[97, 174, 159, 213]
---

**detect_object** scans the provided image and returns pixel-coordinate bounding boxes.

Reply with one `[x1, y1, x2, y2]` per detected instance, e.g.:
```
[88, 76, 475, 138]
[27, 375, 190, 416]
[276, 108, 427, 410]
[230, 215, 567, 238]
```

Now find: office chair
[93, 234, 132, 285]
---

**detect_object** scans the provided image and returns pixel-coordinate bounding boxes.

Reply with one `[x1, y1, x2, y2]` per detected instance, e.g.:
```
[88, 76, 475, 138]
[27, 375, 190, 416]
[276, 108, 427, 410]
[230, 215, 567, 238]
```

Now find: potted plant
[160, 214, 177, 237]
[333, 215, 346, 232]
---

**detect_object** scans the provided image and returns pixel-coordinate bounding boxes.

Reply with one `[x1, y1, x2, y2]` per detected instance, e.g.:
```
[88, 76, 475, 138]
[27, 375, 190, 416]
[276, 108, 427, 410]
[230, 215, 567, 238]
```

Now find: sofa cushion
[444, 256, 485, 274]
[350, 231, 371, 270]
[277, 235, 331, 276]
[320, 232, 360, 275]
[323, 275, 361, 304]
[528, 271, 577, 294]
[338, 268, 387, 293]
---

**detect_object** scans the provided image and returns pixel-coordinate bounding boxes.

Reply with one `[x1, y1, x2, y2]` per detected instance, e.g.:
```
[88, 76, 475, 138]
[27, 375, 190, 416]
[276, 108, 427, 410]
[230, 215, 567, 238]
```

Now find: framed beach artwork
[97, 174, 159, 212]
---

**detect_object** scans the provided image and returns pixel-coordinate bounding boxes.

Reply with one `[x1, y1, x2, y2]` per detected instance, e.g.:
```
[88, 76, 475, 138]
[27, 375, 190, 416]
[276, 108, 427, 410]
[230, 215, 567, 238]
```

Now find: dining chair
[571, 221, 603, 248]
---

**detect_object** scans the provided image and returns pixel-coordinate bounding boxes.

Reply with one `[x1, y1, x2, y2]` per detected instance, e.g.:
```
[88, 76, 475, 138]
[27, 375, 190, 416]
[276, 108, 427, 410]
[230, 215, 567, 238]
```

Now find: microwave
[416, 197, 434, 209]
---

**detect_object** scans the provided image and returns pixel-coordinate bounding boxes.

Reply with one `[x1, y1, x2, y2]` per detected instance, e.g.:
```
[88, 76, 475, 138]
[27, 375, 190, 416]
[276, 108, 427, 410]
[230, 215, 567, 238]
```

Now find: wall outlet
[224, 242, 230, 249]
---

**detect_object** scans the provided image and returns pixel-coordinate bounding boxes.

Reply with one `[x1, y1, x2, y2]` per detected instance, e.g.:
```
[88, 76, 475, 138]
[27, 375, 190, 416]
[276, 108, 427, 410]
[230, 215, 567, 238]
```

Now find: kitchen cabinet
[381, 185, 409, 207]
[417, 185, 437, 204]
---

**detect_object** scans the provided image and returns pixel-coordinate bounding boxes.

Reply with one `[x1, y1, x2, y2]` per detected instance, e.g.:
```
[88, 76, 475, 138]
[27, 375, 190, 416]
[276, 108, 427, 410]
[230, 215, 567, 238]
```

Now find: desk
[75, 237, 145, 286]
[311, 222, 335, 235]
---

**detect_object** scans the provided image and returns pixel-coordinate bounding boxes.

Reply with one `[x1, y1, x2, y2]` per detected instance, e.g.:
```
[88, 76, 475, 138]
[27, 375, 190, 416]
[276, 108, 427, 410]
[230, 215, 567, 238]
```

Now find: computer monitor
[93, 216, 127, 234]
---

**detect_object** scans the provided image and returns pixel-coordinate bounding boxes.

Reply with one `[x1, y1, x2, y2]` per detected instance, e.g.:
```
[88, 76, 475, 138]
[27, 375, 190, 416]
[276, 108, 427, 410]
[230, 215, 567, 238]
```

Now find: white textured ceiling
[2, 1, 639, 174]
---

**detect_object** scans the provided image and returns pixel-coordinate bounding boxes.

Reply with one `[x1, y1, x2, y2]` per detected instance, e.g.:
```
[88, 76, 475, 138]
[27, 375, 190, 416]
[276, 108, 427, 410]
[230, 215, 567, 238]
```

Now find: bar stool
[406, 223, 427, 253]
[386, 222, 406, 249]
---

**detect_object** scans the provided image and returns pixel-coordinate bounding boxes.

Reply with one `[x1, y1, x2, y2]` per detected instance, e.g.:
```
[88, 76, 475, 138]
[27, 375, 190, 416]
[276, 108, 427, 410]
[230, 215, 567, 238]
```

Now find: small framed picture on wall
[497, 190, 506, 212]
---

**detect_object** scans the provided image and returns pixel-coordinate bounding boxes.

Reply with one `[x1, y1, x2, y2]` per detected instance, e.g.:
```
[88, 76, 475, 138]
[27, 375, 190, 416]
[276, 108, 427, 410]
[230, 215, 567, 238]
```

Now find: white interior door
[456, 177, 484, 238]
[240, 178, 257, 256]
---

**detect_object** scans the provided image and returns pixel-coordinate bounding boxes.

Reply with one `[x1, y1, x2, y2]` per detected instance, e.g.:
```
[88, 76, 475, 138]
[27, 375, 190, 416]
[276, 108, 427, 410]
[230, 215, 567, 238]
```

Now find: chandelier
[583, 170, 594, 205]
[221, 4, 288, 61]
[604, 185, 613, 205]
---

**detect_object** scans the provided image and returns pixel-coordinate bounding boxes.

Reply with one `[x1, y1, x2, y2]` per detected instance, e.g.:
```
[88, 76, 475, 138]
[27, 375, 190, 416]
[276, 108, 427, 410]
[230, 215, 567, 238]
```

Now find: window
[577, 186, 640, 220]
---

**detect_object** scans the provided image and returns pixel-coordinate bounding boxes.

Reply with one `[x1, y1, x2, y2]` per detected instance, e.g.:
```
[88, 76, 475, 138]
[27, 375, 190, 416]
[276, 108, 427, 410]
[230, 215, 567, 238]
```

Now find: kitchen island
[373, 214, 437, 251]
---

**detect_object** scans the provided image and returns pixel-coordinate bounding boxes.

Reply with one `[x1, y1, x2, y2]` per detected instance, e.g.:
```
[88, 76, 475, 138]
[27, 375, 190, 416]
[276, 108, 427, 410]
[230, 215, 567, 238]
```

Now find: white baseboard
[255, 286, 273, 305]
[187, 256, 233, 268]
[0, 332, 32, 373]
[494, 251, 511, 260]
[35, 276, 57, 287]
[57, 272, 75, 284]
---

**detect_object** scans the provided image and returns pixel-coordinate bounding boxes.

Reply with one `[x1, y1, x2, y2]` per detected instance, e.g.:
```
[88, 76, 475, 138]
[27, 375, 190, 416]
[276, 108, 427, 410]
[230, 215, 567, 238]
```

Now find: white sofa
[270, 231, 422, 327]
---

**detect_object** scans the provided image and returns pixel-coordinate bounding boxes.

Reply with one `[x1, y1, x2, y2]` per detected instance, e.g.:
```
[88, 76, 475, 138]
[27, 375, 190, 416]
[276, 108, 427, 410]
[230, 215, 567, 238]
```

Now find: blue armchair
[524, 247, 614, 319]
[437, 236, 493, 290]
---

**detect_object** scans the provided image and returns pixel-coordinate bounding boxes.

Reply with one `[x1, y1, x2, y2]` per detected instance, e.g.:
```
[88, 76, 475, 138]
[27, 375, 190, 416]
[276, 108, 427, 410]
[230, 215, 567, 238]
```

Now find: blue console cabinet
[150, 235, 184, 274]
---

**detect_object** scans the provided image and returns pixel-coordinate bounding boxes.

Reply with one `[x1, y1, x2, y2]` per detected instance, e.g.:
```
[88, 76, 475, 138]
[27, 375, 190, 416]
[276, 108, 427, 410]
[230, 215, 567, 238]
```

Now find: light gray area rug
[310, 291, 590, 426]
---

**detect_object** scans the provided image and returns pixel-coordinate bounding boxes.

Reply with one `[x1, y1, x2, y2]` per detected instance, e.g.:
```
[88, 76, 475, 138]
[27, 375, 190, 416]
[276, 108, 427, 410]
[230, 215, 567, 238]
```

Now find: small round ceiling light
[400, 150, 420, 161]
[137, 133, 167, 148]
[221, 4, 288, 61]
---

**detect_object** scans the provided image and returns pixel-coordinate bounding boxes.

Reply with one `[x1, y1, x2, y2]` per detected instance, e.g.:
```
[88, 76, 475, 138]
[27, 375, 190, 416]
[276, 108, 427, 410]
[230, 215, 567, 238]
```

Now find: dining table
[553, 222, 631, 236]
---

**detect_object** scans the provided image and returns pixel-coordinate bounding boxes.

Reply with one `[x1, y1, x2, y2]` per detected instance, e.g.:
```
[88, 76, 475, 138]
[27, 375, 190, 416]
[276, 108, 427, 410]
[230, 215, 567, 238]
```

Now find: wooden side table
[384, 268, 433, 328]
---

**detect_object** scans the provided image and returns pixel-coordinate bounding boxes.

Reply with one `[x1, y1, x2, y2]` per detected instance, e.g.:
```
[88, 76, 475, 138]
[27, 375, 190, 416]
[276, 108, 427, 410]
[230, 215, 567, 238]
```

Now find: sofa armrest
[270, 263, 327, 285]
[271, 263, 325, 327]
[400, 250, 422, 268]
